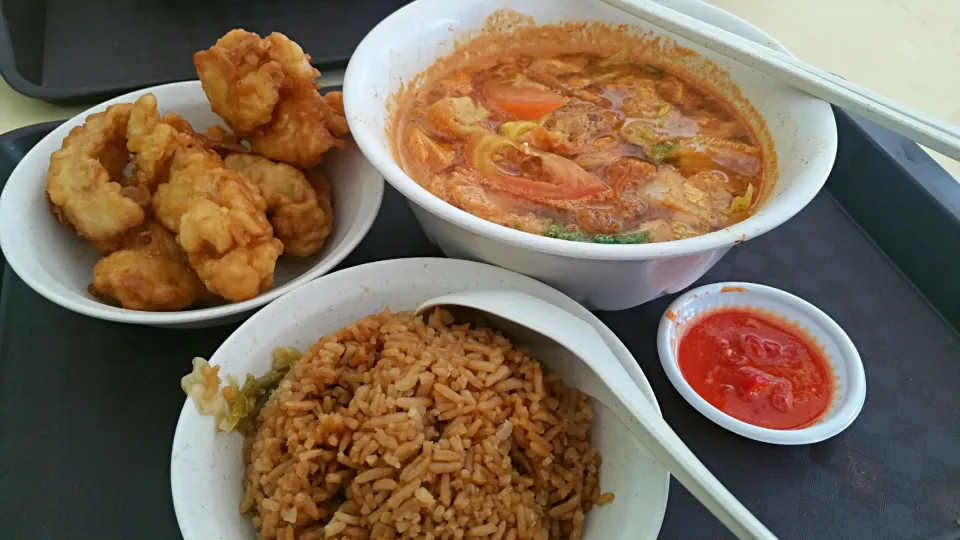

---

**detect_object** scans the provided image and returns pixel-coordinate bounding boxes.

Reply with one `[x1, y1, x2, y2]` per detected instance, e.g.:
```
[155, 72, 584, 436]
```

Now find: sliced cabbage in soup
[396, 50, 764, 244]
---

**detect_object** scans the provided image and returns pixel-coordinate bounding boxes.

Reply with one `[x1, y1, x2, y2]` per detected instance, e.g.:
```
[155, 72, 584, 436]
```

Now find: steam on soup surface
[396, 50, 764, 244]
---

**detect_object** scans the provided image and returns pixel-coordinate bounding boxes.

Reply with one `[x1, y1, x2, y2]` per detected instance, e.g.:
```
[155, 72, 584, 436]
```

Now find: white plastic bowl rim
[657, 281, 866, 445]
[0, 81, 385, 326]
[343, 0, 838, 263]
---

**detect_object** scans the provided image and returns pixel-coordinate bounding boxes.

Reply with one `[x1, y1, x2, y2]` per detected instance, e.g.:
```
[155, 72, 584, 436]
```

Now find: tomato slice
[484, 82, 569, 121]
[468, 134, 606, 200]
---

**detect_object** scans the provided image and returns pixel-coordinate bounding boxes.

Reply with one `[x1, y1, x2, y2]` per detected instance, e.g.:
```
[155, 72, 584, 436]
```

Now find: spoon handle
[604, 371, 777, 539]
[416, 291, 776, 538]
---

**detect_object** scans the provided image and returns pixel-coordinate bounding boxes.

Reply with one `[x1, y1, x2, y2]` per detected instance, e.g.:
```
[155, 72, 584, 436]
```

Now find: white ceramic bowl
[0, 81, 384, 328]
[171, 257, 669, 540]
[657, 282, 866, 445]
[343, 0, 838, 310]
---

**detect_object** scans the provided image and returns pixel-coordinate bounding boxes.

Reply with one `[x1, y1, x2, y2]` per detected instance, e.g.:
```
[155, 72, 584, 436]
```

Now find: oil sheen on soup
[396, 50, 764, 244]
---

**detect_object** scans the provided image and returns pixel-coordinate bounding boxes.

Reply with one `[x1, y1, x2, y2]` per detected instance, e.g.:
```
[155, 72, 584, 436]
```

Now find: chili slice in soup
[396, 50, 765, 244]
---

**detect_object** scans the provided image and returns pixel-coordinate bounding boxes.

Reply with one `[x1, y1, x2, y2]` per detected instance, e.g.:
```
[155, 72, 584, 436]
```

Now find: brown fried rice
[187, 308, 612, 539]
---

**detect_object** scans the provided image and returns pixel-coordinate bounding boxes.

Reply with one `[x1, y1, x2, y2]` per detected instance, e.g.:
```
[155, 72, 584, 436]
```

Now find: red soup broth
[677, 307, 834, 430]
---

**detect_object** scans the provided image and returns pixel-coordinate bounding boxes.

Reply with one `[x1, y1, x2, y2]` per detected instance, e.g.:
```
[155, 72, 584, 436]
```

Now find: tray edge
[827, 108, 960, 330]
[0, 11, 351, 106]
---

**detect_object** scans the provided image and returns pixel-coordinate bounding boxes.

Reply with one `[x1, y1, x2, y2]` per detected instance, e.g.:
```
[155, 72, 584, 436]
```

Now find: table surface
[0, 0, 957, 180]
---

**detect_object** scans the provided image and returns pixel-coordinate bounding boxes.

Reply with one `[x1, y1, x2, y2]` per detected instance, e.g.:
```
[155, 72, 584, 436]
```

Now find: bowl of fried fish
[0, 30, 384, 327]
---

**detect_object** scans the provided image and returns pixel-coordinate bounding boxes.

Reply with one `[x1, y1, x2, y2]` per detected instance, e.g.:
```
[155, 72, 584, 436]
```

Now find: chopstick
[787, 64, 960, 141]
[597, 0, 960, 162]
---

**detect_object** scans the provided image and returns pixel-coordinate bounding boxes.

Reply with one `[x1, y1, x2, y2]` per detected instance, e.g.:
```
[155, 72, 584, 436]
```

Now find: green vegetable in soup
[592, 231, 651, 244]
[591, 234, 617, 244]
[647, 140, 676, 160]
[546, 223, 588, 242]
[620, 231, 651, 244]
[641, 63, 665, 78]
[547, 224, 650, 244]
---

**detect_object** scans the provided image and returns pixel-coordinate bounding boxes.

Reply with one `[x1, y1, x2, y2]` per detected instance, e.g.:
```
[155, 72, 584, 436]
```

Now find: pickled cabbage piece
[424, 96, 490, 138]
[729, 183, 755, 214]
[180, 346, 302, 434]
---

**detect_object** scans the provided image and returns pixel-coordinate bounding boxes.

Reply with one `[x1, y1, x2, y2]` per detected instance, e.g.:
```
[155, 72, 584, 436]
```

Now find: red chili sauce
[677, 308, 833, 430]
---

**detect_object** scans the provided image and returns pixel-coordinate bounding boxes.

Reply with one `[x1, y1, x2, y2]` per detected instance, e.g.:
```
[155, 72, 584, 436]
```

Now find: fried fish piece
[46, 103, 146, 254]
[127, 93, 249, 194]
[193, 29, 285, 136]
[126, 93, 185, 191]
[186, 239, 285, 303]
[153, 147, 283, 302]
[224, 154, 334, 257]
[194, 30, 350, 169]
[246, 81, 349, 169]
[91, 221, 206, 311]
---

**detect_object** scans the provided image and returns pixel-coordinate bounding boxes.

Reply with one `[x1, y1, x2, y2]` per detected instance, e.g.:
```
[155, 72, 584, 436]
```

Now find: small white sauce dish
[657, 282, 866, 445]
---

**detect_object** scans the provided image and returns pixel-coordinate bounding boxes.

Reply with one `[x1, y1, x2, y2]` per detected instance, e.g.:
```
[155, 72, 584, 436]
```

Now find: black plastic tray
[2, 111, 960, 540]
[0, 0, 412, 105]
